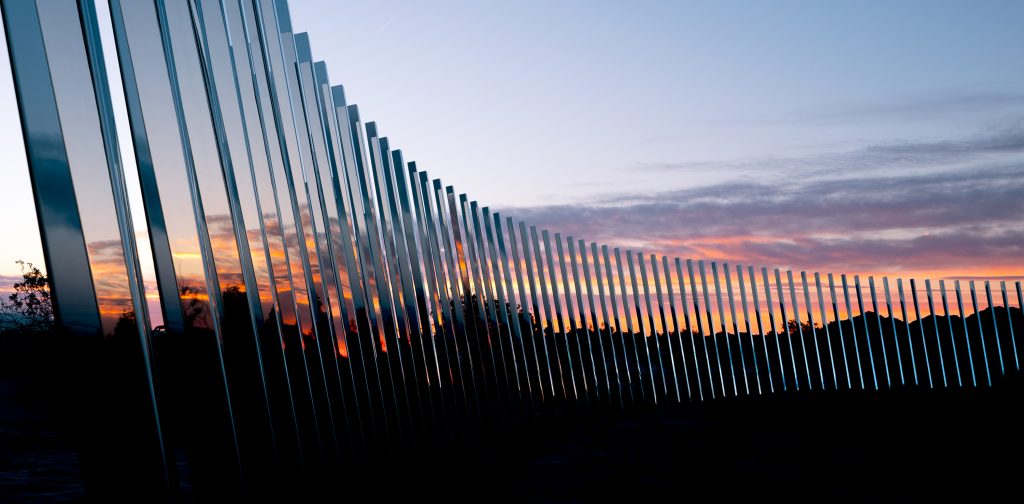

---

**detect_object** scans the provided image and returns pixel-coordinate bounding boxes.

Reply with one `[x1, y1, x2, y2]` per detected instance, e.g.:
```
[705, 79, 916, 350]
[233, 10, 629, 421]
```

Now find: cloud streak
[800, 91, 1024, 123]
[634, 118, 1024, 178]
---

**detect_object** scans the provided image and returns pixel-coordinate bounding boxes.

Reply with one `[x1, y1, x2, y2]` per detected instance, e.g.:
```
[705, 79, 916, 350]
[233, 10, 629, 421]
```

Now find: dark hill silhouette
[2, 265, 1021, 501]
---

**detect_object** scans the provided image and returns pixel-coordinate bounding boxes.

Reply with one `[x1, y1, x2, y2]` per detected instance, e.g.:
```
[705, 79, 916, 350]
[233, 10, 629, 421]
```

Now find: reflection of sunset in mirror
[86, 240, 136, 334]
[36, 2, 142, 338]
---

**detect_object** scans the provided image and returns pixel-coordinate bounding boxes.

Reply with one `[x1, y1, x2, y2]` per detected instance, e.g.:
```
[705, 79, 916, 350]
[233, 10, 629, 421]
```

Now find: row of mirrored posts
[4, 0, 1022, 500]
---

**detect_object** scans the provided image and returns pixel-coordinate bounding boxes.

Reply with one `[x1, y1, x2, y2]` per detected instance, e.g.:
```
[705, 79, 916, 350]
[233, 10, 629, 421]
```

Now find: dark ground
[0, 377, 83, 502]
[389, 379, 1022, 502]
[2, 376, 1021, 502]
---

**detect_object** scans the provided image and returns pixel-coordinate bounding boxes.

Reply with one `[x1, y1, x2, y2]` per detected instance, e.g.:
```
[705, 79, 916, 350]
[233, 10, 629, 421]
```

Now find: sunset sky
[2, 0, 1022, 296]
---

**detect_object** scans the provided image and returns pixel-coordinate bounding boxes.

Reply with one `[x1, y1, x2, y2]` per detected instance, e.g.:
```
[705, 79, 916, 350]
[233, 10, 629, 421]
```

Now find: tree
[0, 260, 53, 335]
[786, 318, 814, 336]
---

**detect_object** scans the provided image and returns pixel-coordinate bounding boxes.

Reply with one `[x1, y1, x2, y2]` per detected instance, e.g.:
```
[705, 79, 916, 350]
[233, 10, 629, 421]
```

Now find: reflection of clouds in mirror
[276, 289, 296, 326]
[166, 240, 214, 330]
[337, 333, 349, 358]
[178, 283, 211, 330]
[243, 225, 275, 311]
[205, 214, 245, 292]
[85, 239, 134, 336]
[326, 217, 358, 330]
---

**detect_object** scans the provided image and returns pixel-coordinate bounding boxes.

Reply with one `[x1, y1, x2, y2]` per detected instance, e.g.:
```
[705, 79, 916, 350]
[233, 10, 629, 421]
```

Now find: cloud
[0, 274, 22, 294]
[634, 118, 1024, 178]
[513, 166, 1023, 239]
[501, 124, 1024, 278]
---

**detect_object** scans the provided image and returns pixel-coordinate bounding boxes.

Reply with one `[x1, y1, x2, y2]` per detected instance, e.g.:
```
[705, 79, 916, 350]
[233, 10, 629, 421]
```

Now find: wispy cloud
[686, 92, 1024, 128]
[503, 123, 1024, 278]
[0, 274, 24, 297]
[0, 274, 21, 288]
[376, 3, 413, 33]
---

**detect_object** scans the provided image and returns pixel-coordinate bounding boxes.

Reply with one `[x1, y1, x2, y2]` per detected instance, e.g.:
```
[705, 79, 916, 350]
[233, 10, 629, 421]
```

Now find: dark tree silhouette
[787, 318, 814, 336]
[0, 260, 53, 335]
[0, 261, 55, 376]
[179, 284, 207, 328]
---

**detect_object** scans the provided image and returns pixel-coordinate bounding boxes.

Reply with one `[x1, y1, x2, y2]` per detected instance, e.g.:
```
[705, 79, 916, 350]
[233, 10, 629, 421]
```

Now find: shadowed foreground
[372, 377, 1022, 502]
[1, 375, 1020, 501]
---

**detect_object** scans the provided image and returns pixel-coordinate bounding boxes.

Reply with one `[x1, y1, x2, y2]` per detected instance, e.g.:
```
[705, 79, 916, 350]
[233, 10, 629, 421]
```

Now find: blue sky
[289, 0, 1024, 204]
[1, 0, 1023, 286]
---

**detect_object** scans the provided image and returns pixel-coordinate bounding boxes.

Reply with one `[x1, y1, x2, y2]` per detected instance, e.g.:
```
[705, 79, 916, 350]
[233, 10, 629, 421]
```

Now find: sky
[2, 0, 1023, 295]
